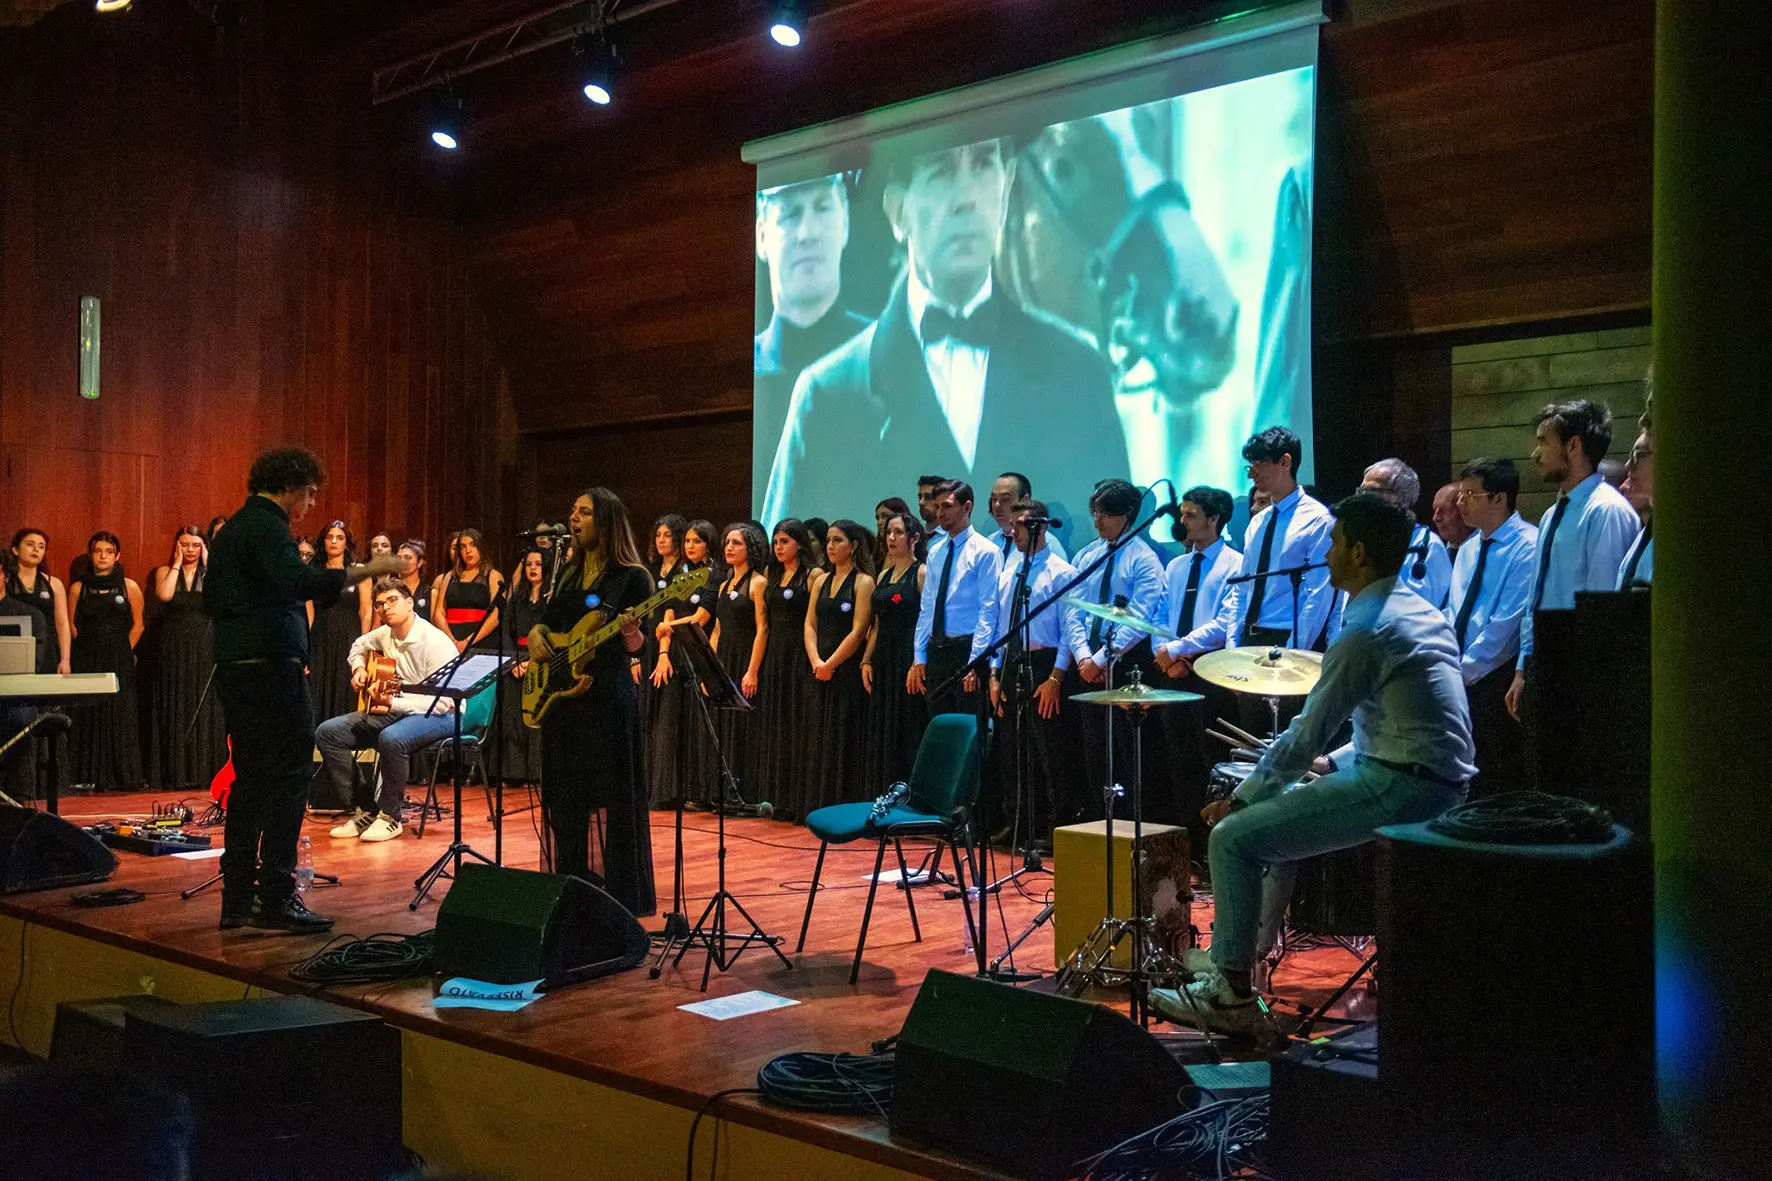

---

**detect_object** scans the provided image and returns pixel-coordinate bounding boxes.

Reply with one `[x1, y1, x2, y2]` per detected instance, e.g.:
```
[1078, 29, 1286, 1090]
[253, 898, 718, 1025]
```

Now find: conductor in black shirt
[205, 448, 395, 933]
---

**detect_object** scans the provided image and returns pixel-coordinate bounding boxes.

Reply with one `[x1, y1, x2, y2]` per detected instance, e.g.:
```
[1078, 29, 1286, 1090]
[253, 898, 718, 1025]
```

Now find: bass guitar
[522, 565, 709, 728]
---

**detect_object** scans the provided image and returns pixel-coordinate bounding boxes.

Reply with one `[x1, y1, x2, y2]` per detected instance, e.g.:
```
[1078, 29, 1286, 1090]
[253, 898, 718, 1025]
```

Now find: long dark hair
[514, 548, 548, 604]
[171, 525, 206, 592]
[825, 519, 876, 577]
[769, 518, 814, 580]
[314, 520, 356, 567]
[7, 527, 49, 576]
[720, 522, 767, 586]
[453, 527, 488, 577]
[685, 519, 719, 574]
[86, 530, 126, 582]
[648, 514, 689, 571]
[578, 487, 646, 572]
[883, 511, 926, 564]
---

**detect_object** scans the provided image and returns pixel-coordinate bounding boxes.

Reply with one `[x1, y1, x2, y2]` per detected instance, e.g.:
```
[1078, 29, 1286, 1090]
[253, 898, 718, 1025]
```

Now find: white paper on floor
[678, 991, 800, 1020]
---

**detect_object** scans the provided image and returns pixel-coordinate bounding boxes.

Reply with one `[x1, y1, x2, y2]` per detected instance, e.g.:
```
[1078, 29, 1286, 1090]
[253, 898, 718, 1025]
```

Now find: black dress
[144, 570, 227, 790]
[409, 577, 434, 624]
[712, 570, 761, 801]
[491, 591, 546, 784]
[538, 560, 656, 917]
[441, 571, 495, 648]
[6, 569, 62, 666]
[306, 575, 359, 723]
[809, 569, 870, 812]
[646, 561, 714, 808]
[754, 565, 814, 820]
[70, 572, 141, 791]
[864, 561, 927, 791]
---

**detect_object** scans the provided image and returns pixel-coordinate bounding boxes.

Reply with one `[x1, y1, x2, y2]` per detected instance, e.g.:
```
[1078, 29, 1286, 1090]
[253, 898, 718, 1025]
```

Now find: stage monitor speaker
[0, 803, 117, 893]
[891, 969, 1193, 1181]
[434, 862, 649, 987]
[124, 995, 402, 1181]
[1376, 820, 1654, 1176]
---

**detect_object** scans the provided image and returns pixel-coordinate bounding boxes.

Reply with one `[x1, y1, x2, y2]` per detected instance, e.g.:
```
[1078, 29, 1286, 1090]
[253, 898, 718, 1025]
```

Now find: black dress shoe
[219, 899, 254, 930]
[245, 894, 335, 934]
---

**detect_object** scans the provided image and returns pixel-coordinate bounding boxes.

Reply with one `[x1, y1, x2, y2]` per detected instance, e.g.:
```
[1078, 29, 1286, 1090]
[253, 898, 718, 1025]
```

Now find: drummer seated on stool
[1151, 492, 1475, 1034]
[314, 578, 459, 843]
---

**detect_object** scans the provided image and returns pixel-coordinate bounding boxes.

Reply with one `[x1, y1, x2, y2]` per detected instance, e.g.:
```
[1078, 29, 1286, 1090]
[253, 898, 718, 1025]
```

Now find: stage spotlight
[576, 36, 618, 106]
[768, 1, 805, 48]
[94, 0, 133, 12]
[427, 91, 463, 151]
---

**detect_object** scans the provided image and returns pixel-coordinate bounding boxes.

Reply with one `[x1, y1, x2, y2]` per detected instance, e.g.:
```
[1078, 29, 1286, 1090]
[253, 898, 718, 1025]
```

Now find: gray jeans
[1208, 755, 1464, 973]
[315, 709, 456, 818]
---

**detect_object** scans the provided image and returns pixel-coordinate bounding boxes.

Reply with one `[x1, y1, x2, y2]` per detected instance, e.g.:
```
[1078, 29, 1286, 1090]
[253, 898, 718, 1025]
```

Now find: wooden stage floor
[1, 790, 1374, 1179]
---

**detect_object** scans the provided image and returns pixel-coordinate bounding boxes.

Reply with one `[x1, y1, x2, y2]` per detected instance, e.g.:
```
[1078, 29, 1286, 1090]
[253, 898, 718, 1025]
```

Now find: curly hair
[247, 446, 324, 495]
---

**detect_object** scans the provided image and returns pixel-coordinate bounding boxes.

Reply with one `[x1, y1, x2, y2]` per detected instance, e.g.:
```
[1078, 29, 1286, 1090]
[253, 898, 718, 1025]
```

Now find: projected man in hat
[762, 135, 1127, 524]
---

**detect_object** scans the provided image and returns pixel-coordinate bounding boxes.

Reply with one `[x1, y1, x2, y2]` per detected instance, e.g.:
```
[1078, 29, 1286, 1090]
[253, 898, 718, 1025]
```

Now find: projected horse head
[1004, 109, 1239, 405]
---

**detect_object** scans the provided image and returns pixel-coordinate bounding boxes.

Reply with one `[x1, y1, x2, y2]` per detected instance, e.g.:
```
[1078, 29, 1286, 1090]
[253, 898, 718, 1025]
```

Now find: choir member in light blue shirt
[1224, 428, 1335, 649]
[1616, 416, 1654, 589]
[1151, 492, 1472, 1036]
[1064, 480, 1166, 680]
[983, 472, 1067, 563]
[1507, 401, 1642, 716]
[1361, 458, 1453, 609]
[1153, 486, 1244, 666]
[910, 480, 1002, 715]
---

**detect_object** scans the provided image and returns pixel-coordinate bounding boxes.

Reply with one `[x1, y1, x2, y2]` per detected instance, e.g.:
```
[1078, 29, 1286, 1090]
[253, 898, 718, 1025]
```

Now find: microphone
[1226, 560, 1329, 584]
[520, 524, 569, 539]
[1022, 515, 1064, 528]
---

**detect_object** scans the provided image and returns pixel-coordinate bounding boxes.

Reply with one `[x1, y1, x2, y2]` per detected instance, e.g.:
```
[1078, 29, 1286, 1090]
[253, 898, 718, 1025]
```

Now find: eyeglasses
[374, 597, 405, 611]
[1455, 489, 1500, 502]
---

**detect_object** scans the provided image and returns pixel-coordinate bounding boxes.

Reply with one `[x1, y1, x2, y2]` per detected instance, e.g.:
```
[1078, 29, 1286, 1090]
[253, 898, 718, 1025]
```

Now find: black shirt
[204, 494, 347, 663]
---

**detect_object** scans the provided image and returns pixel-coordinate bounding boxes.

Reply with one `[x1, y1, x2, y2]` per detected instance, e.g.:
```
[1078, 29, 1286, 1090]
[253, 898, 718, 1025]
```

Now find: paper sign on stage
[435, 977, 547, 1012]
[678, 991, 800, 1021]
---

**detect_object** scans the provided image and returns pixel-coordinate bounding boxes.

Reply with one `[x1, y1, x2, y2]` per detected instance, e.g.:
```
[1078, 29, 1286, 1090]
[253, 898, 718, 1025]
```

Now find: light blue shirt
[914, 525, 1003, 664]
[1225, 486, 1335, 647]
[1444, 512, 1539, 684]
[1399, 524, 1454, 611]
[1617, 528, 1653, 588]
[1518, 473, 1641, 664]
[989, 547, 1078, 672]
[1234, 577, 1477, 806]
[1155, 538, 1244, 660]
[985, 526, 1066, 563]
[1064, 532, 1166, 666]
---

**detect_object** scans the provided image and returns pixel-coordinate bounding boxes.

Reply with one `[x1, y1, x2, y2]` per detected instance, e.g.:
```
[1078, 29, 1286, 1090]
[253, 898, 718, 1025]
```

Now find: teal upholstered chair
[795, 714, 982, 984]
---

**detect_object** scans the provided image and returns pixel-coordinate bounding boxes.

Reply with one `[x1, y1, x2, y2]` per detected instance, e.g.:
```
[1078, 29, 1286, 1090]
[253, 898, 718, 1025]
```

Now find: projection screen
[747, 4, 1323, 538]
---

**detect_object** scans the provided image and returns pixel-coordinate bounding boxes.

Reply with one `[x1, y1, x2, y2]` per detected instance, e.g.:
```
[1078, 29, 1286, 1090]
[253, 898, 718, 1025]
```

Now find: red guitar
[210, 738, 234, 809]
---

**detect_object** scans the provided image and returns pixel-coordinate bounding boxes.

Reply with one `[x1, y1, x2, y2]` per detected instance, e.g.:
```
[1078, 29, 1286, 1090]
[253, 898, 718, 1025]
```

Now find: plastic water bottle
[295, 835, 314, 894]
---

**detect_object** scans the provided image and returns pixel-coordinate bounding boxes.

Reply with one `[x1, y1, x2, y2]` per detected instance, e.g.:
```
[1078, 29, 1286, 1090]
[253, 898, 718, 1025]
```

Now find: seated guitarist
[316, 578, 460, 842]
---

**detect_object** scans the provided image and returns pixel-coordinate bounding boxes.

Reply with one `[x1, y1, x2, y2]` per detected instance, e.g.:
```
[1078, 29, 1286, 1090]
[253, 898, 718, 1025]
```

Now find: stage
[1, 791, 1371, 1180]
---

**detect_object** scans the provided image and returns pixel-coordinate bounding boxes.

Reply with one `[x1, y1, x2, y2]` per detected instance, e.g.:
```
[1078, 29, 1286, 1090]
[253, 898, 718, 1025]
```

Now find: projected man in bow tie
[762, 136, 1127, 525]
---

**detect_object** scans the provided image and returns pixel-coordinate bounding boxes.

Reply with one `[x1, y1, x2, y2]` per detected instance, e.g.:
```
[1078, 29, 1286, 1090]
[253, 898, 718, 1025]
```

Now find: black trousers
[1467, 664, 1525, 799]
[216, 659, 315, 902]
[1065, 638, 1153, 823]
[995, 648, 1065, 839]
[1149, 669, 1237, 828]
[926, 635, 982, 719]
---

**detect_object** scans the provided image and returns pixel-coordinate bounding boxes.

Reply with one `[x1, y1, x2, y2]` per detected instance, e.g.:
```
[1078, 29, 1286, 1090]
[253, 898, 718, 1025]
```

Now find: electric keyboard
[0, 672, 119, 699]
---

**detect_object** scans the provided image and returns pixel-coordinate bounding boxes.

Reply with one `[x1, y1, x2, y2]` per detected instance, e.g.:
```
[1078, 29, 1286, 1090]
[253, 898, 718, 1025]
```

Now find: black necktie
[1006, 558, 1030, 666]
[1530, 494, 1571, 612]
[1178, 551, 1205, 634]
[932, 537, 957, 639]
[1621, 517, 1652, 585]
[1001, 533, 1014, 558]
[1453, 536, 1495, 652]
[1242, 507, 1282, 643]
[921, 303, 994, 349]
[1088, 546, 1119, 649]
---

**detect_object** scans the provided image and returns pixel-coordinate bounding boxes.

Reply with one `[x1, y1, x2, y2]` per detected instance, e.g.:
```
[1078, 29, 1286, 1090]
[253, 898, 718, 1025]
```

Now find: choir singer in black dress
[527, 488, 656, 917]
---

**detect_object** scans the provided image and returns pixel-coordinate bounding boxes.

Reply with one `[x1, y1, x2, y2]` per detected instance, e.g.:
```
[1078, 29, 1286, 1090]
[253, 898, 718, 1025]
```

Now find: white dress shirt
[346, 615, 460, 715]
[914, 525, 1004, 664]
[1224, 486, 1336, 647]
[1617, 527, 1653, 588]
[1064, 532, 1166, 667]
[985, 525, 1066, 563]
[989, 547, 1079, 672]
[1399, 524, 1454, 610]
[1444, 512, 1539, 684]
[907, 268, 992, 468]
[1518, 472, 1641, 664]
[1156, 538, 1244, 660]
[1233, 577, 1477, 806]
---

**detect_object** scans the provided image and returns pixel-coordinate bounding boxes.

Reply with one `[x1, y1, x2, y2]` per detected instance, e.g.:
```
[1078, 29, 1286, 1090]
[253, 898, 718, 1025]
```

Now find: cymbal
[1060, 596, 1178, 643]
[1071, 682, 1203, 709]
[1192, 645, 1322, 697]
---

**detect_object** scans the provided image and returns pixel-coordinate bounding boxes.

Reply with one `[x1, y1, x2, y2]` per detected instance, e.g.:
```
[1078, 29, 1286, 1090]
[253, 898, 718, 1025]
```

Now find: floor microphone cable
[288, 929, 436, 986]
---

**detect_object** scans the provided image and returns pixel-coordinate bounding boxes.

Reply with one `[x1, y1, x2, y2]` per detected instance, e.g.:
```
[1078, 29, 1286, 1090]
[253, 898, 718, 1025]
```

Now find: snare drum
[1207, 761, 1254, 800]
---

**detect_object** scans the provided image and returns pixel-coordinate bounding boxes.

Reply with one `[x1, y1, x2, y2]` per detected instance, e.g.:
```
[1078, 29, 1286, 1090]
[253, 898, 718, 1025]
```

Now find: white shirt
[907, 268, 992, 468]
[989, 547, 1078, 672]
[1399, 524, 1454, 611]
[1518, 472, 1641, 664]
[347, 615, 460, 715]
[984, 526, 1066, 563]
[1156, 538, 1244, 660]
[1064, 532, 1166, 666]
[1233, 578, 1477, 806]
[1225, 486, 1336, 647]
[914, 525, 1004, 664]
[1444, 512, 1539, 684]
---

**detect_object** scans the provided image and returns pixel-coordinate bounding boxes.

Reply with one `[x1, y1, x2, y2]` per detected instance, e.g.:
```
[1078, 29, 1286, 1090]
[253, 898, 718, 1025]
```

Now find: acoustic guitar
[522, 566, 709, 728]
[358, 653, 400, 714]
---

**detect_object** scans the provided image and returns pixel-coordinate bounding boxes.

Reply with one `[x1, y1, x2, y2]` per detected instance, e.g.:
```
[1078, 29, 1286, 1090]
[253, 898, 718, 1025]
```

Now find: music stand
[409, 651, 513, 910]
[660, 621, 790, 990]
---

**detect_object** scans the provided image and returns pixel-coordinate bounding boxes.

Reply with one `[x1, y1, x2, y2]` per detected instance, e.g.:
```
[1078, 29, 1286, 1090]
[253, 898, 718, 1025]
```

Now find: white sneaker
[329, 809, 373, 839]
[1149, 970, 1266, 1036]
[1184, 947, 1217, 978]
[359, 813, 403, 842]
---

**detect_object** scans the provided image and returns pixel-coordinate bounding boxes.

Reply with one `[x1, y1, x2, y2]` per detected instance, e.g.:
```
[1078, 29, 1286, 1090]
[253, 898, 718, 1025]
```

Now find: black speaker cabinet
[0, 803, 117, 893]
[892, 970, 1193, 1181]
[125, 995, 403, 1181]
[434, 862, 649, 987]
[1376, 820, 1655, 1176]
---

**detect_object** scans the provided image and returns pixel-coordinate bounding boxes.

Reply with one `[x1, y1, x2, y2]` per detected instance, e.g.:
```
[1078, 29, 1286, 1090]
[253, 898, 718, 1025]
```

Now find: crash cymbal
[1060, 596, 1178, 643]
[1192, 645, 1322, 697]
[1071, 682, 1203, 709]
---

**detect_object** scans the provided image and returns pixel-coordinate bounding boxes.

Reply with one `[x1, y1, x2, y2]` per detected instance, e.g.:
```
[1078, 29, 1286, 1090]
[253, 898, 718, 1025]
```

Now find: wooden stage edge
[0, 791, 1366, 1181]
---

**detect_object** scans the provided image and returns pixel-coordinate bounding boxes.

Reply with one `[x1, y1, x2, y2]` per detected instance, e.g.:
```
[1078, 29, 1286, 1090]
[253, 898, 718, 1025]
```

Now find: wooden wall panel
[0, 2, 519, 580]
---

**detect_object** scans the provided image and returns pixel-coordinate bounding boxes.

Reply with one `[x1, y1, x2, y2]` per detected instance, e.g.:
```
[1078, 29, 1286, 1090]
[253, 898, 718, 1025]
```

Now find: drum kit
[1050, 596, 1326, 1025]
